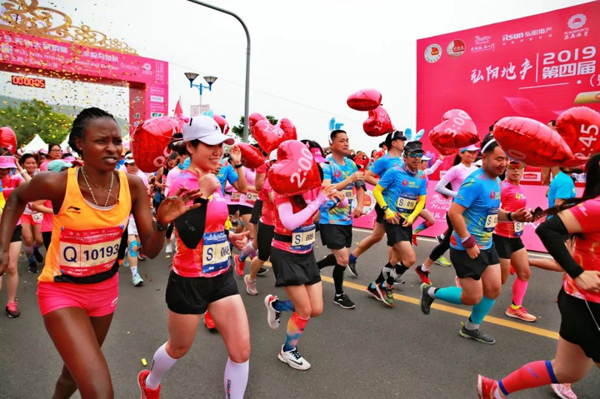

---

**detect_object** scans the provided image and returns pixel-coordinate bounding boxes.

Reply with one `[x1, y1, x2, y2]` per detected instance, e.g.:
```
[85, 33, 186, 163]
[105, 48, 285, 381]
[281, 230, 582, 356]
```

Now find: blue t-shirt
[451, 168, 501, 251]
[370, 154, 403, 179]
[216, 160, 239, 194]
[548, 171, 576, 208]
[378, 165, 427, 219]
[319, 155, 358, 225]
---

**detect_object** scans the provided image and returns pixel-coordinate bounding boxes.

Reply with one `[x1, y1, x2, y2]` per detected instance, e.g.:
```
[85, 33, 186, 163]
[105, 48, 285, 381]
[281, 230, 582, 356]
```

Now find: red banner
[417, 2, 600, 183]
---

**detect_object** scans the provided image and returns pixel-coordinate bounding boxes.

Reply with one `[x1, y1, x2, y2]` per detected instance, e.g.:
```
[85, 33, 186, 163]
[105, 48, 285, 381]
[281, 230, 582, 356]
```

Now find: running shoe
[551, 383, 578, 399]
[165, 243, 172, 254]
[505, 305, 537, 322]
[278, 345, 311, 371]
[138, 369, 161, 399]
[244, 275, 258, 296]
[28, 262, 38, 274]
[459, 323, 496, 345]
[347, 259, 358, 278]
[375, 284, 395, 307]
[132, 273, 144, 287]
[435, 256, 452, 267]
[411, 234, 419, 246]
[123, 254, 130, 268]
[436, 234, 445, 243]
[333, 293, 355, 309]
[234, 255, 245, 277]
[264, 295, 282, 329]
[257, 267, 269, 276]
[5, 302, 20, 318]
[204, 311, 216, 330]
[33, 247, 44, 263]
[415, 265, 431, 285]
[365, 284, 382, 301]
[419, 283, 435, 315]
[138, 251, 147, 261]
[476, 375, 501, 399]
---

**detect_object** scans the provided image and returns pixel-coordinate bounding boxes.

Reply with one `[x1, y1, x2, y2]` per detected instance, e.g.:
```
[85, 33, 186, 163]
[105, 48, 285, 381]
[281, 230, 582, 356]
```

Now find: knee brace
[128, 240, 140, 258]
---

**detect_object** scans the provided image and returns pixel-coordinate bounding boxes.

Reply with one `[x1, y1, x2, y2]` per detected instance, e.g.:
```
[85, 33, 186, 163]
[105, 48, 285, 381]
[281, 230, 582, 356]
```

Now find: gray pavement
[0, 228, 598, 398]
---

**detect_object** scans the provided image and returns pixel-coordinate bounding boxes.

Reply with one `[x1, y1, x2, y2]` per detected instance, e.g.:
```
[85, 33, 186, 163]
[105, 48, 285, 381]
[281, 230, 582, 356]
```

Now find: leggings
[166, 223, 174, 240]
[428, 213, 454, 261]
[42, 231, 52, 250]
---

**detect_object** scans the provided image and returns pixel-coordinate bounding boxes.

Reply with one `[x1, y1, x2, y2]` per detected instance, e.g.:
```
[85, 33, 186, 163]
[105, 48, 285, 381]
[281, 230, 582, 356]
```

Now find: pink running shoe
[551, 383, 577, 399]
[234, 255, 245, 277]
[5, 302, 20, 318]
[477, 375, 502, 399]
[138, 370, 161, 399]
[505, 305, 537, 322]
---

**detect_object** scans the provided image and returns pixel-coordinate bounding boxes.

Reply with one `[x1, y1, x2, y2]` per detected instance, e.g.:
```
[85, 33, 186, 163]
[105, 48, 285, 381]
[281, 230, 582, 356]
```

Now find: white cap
[124, 153, 135, 164]
[421, 155, 432, 161]
[460, 144, 480, 153]
[182, 115, 235, 146]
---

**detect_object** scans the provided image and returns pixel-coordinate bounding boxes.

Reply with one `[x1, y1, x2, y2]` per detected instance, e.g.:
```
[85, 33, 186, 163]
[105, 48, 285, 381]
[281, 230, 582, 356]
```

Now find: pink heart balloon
[556, 106, 600, 159]
[363, 106, 393, 137]
[279, 118, 297, 141]
[237, 143, 266, 169]
[252, 119, 287, 154]
[268, 140, 321, 196]
[429, 110, 479, 155]
[347, 89, 382, 111]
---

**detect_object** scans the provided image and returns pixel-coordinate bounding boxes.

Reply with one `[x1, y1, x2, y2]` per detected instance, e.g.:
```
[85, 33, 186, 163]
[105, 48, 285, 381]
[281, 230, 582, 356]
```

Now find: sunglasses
[507, 163, 525, 170]
[406, 152, 424, 158]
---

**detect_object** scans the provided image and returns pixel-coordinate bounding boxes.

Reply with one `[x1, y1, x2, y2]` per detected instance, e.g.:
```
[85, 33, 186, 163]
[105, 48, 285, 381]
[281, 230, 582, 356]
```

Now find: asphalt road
[0, 228, 598, 398]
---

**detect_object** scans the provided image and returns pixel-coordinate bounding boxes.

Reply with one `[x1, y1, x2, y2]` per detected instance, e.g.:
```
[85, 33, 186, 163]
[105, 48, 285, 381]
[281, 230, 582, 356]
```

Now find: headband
[481, 138, 497, 153]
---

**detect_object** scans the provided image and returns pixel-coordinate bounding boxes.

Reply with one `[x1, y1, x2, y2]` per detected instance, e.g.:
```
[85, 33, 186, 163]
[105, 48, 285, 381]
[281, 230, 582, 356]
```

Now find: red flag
[173, 98, 189, 133]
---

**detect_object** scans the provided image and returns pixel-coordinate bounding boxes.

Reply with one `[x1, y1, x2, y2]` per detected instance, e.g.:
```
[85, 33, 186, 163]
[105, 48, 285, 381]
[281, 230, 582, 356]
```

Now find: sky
[2, 0, 593, 150]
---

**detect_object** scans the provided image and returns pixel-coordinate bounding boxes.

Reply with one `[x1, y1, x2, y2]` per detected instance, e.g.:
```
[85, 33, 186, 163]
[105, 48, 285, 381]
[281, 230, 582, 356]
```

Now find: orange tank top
[39, 167, 131, 284]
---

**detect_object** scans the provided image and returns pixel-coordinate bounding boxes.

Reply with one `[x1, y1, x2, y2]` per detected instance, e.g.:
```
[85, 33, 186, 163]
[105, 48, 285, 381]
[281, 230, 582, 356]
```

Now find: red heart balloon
[556, 106, 600, 159]
[493, 116, 587, 167]
[131, 116, 177, 172]
[0, 127, 17, 154]
[237, 143, 266, 169]
[213, 114, 230, 135]
[268, 140, 321, 196]
[347, 89, 382, 111]
[279, 118, 297, 141]
[252, 119, 286, 154]
[363, 106, 393, 137]
[249, 113, 267, 130]
[429, 110, 479, 155]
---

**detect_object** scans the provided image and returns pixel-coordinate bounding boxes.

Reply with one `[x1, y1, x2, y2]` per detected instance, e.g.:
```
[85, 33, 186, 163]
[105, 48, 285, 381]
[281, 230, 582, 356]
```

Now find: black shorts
[270, 247, 321, 288]
[257, 221, 275, 262]
[383, 219, 413, 247]
[450, 245, 500, 280]
[165, 267, 239, 315]
[319, 224, 352, 250]
[10, 225, 22, 243]
[374, 204, 384, 224]
[250, 200, 263, 224]
[558, 288, 600, 362]
[493, 234, 525, 259]
[228, 204, 253, 217]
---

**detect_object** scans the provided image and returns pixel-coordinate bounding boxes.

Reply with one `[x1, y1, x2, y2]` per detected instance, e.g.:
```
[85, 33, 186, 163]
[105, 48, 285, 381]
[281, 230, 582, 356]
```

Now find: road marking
[262, 262, 559, 340]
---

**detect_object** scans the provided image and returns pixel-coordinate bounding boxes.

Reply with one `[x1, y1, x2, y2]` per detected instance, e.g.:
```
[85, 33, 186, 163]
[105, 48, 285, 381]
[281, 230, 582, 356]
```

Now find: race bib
[202, 232, 230, 274]
[484, 208, 499, 232]
[231, 192, 242, 202]
[514, 222, 524, 237]
[32, 213, 44, 223]
[246, 192, 259, 203]
[396, 197, 417, 212]
[58, 225, 124, 277]
[291, 224, 316, 252]
[341, 189, 354, 200]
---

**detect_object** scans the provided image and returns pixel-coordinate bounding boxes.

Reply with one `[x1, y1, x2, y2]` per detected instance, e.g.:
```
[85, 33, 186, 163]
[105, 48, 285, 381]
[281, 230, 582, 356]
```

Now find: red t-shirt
[565, 196, 600, 304]
[171, 171, 230, 278]
[495, 181, 527, 238]
[258, 177, 276, 226]
[272, 188, 320, 255]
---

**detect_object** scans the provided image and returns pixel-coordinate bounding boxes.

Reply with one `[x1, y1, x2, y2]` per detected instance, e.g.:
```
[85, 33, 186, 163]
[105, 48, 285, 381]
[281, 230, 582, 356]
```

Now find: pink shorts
[37, 274, 119, 317]
[21, 214, 43, 225]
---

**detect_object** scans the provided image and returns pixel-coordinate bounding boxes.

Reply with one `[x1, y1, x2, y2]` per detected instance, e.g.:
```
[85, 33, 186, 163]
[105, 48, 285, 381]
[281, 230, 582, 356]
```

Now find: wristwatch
[234, 164, 243, 169]
[153, 220, 168, 231]
[381, 205, 389, 212]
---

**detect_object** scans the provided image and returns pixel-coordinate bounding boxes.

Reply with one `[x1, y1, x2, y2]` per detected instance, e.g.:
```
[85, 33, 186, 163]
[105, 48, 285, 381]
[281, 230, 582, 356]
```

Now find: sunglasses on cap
[507, 163, 525, 170]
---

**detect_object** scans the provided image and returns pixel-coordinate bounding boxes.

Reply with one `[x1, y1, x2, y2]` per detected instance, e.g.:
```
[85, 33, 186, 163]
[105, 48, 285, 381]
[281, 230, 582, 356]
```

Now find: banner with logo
[417, 2, 600, 184]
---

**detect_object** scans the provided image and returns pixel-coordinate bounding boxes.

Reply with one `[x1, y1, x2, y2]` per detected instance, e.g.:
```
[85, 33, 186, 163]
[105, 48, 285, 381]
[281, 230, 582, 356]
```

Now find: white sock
[131, 266, 138, 276]
[224, 357, 249, 399]
[146, 343, 178, 390]
[465, 319, 479, 331]
[421, 263, 429, 272]
[427, 287, 436, 299]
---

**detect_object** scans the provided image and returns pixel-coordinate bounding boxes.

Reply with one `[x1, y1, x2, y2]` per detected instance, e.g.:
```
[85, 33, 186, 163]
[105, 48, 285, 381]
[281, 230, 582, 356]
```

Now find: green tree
[0, 99, 73, 147]
[231, 115, 278, 142]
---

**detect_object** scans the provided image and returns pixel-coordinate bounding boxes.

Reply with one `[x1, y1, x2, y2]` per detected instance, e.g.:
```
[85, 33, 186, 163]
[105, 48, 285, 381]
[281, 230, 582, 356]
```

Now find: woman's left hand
[229, 231, 249, 251]
[155, 187, 203, 226]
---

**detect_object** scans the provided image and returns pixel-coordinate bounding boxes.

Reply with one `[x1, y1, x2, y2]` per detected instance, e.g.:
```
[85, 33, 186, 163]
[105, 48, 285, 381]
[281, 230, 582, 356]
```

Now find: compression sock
[497, 360, 559, 396]
[146, 343, 178, 389]
[333, 264, 345, 294]
[223, 357, 249, 399]
[511, 278, 528, 308]
[317, 254, 337, 270]
[239, 241, 256, 262]
[386, 263, 409, 286]
[283, 312, 309, 351]
[468, 296, 496, 327]
[413, 221, 434, 235]
[272, 299, 295, 312]
[375, 262, 393, 285]
[430, 286, 463, 305]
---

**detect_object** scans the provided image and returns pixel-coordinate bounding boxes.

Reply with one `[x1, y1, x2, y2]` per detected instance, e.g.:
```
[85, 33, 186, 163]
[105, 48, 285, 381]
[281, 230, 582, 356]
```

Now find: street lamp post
[186, 0, 251, 142]
[184, 72, 218, 107]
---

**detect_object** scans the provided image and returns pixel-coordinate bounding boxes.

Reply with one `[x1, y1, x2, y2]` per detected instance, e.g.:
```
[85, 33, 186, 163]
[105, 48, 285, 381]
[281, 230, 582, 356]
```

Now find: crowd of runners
[0, 109, 598, 399]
